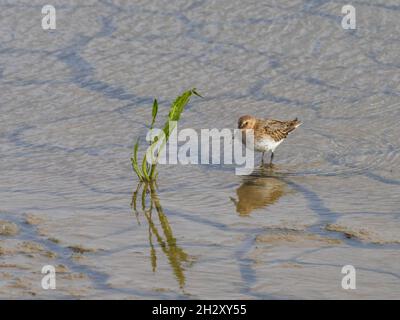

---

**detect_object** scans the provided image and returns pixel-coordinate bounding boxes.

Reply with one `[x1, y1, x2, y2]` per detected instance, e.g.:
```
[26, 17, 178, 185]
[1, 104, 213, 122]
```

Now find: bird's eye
[239, 121, 248, 128]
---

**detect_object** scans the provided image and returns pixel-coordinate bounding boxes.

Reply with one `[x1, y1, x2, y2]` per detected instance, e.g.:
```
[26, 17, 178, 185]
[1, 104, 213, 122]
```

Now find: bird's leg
[270, 152, 274, 166]
[261, 151, 265, 166]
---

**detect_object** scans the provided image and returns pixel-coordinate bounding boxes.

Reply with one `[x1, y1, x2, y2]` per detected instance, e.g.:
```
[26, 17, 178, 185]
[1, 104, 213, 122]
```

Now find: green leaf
[162, 89, 198, 140]
[167, 90, 192, 122]
[132, 140, 144, 181]
[131, 89, 201, 182]
[142, 154, 150, 182]
[149, 163, 157, 179]
[150, 99, 158, 129]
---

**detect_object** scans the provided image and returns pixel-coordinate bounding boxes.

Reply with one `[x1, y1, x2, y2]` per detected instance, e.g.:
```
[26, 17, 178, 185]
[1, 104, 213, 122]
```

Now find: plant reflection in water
[131, 182, 193, 289]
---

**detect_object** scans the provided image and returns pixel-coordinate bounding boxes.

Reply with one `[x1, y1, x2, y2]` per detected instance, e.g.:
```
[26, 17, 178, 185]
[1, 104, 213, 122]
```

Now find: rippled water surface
[1, 0, 400, 299]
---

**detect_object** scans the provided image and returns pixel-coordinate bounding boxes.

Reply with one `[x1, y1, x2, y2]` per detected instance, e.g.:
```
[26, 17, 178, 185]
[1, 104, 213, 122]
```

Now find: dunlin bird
[238, 115, 301, 165]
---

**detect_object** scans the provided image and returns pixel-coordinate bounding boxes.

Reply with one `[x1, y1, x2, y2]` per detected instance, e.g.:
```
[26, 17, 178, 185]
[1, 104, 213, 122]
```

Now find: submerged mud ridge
[0, 215, 101, 299]
[325, 223, 400, 245]
[0, 220, 19, 236]
[256, 228, 342, 246]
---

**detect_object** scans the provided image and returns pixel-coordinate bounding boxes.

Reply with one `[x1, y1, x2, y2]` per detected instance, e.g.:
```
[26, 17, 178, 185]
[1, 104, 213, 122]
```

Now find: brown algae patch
[0, 220, 19, 236]
[17, 241, 57, 258]
[325, 223, 386, 244]
[0, 243, 13, 256]
[48, 237, 61, 244]
[18, 241, 45, 254]
[55, 264, 69, 273]
[6, 278, 38, 297]
[61, 272, 87, 280]
[68, 244, 97, 254]
[279, 262, 303, 268]
[256, 229, 342, 246]
[0, 246, 6, 256]
[71, 253, 86, 262]
[23, 214, 50, 237]
[8, 277, 30, 290]
[0, 263, 19, 268]
[0, 272, 13, 280]
[24, 214, 44, 225]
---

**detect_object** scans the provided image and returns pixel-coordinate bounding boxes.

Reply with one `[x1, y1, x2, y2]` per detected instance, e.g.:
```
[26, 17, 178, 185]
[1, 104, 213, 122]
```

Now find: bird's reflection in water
[131, 182, 191, 289]
[230, 174, 287, 216]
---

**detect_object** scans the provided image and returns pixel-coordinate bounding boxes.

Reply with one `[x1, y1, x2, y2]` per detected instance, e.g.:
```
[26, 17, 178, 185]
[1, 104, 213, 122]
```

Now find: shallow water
[1, 0, 399, 299]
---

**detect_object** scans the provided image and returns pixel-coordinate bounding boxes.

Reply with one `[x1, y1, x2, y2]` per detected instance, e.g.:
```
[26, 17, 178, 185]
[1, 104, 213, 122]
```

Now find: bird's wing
[263, 119, 301, 142]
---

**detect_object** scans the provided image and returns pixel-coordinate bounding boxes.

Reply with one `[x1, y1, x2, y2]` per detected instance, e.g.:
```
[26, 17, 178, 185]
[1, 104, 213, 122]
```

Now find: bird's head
[238, 115, 256, 130]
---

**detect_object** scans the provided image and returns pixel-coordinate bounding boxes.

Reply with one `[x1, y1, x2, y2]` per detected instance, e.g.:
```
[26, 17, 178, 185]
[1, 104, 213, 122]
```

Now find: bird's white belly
[254, 138, 283, 152]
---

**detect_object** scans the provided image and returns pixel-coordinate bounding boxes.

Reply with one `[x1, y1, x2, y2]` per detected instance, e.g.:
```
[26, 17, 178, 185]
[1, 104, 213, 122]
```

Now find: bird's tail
[285, 118, 302, 134]
[292, 118, 302, 128]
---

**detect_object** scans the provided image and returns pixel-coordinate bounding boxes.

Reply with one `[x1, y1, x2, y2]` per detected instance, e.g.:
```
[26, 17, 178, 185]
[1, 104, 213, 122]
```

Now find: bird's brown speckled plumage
[257, 118, 301, 142]
[238, 115, 301, 142]
[238, 115, 301, 165]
